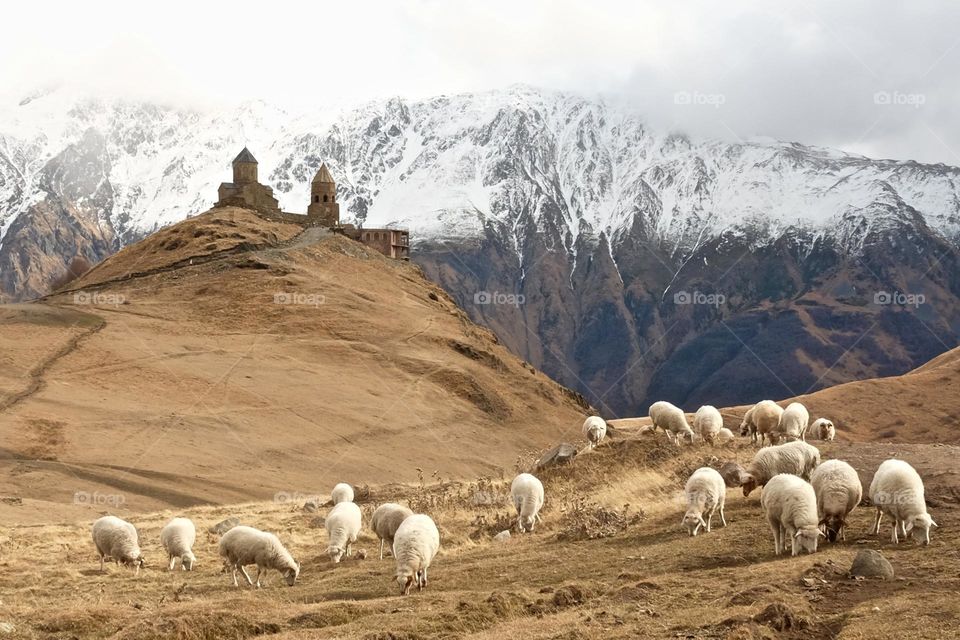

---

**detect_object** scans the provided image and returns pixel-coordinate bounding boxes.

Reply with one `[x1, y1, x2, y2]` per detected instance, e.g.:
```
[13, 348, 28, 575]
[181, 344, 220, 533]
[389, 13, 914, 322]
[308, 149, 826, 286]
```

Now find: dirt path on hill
[0, 313, 105, 414]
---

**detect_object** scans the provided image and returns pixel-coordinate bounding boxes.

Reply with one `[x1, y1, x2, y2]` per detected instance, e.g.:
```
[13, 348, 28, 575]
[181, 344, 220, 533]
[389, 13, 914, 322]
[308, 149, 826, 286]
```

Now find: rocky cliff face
[2, 86, 958, 413]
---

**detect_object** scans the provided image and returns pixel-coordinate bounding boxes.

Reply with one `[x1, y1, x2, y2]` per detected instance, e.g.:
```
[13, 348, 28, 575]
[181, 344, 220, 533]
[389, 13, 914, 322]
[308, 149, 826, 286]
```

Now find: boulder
[493, 530, 511, 542]
[850, 549, 894, 579]
[208, 517, 240, 535]
[535, 443, 578, 470]
[719, 461, 747, 487]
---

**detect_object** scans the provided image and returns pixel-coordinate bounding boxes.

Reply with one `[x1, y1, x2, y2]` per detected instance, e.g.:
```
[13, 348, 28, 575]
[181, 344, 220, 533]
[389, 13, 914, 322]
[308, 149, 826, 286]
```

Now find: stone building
[215, 148, 280, 213]
[306, 164, 340, 226]
[348, 227, 410, 260]
[213, 148, 409, 260]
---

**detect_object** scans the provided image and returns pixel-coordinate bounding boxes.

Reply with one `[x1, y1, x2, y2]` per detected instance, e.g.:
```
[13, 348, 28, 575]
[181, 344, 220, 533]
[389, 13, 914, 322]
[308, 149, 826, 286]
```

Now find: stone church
[215, 148, 409, 260]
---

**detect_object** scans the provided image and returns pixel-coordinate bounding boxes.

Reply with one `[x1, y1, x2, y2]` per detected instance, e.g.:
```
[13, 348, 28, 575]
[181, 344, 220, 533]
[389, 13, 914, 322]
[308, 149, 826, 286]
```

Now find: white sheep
[649, 401, 695, 445]
[510, 473, 545, 532]
[869, 459, 938, 545]
[739, 400, 783, 446]
[91, 515, 145, 574]
[809, 418, 836, 441]
[582, 416, 607, 449]
[715, 427, 735, 445]
[761, 473, 823, 555]
[393, 514, 440, 595]
[693, 405, 723, 444]
[740, 440, 821, 497]
[371, 503, 413, 560]
[331, 482, 354, 505]
[774, 402, 810, 442]
[218, 525, 300, 587]
[160, 517, 197, 571]
[326, 501, 362, 562]
[681, 467, 727, 536]
[810, 460, 862, 542]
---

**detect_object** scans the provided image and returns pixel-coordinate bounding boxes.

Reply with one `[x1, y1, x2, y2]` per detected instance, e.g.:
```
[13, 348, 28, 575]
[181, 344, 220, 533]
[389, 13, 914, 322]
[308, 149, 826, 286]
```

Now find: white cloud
[2, 0, 958, 163]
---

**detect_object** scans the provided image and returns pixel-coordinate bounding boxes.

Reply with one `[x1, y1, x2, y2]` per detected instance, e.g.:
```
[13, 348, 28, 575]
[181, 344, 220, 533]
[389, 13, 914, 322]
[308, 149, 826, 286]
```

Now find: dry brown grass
[2, 434, 958, 639]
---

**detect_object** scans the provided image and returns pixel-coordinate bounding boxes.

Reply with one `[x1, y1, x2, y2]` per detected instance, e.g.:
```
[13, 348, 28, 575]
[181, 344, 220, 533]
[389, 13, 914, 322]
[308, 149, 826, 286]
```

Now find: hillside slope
[0, 207, 588, 518]
[2, 87, 960, 415]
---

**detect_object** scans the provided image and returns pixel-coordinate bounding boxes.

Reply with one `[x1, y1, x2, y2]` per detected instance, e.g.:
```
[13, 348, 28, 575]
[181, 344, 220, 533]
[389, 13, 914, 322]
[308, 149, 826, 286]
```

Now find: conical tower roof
[233, 147, 258, 164]
[312, 163, 335, 184]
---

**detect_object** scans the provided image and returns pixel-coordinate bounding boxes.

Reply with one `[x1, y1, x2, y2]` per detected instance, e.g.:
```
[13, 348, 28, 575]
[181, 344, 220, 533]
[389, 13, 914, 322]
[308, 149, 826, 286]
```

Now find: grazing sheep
[326, 501, 362, 562]
[739, 400, 784, 446]
[761, 473, 823, 556]
[510, 473, 545, 532]
[809, 418, 836, 442]
[331, 482, 354, 505]
[582, 416, 607, 449]
[774, 402, 810, 442]
[740, 440, 821, 497]
[371, 503, 414, 560]
[649, 401, 695, 445]
[218, 525, 300, 587]
[681, 468, 727, 536]
[393, 514, 441, 595]
[869, 459, 938, 545]
[160, 517, 197, 571]
[693, 405, 723, 444]
[91, 516, 145, 574]
[715, 427, 735, 445]
[810, 460, 862, 542]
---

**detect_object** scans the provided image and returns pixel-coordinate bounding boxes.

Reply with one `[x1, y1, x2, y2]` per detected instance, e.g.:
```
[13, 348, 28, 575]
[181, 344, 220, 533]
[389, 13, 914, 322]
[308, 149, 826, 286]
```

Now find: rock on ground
[535, 443, 578, 470]
[850, 549, 894, 579]
[208, 517, 240, 535]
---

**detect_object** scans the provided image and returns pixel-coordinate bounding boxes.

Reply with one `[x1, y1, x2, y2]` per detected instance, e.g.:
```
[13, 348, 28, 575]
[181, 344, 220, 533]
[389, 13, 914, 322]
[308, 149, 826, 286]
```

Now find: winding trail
[0, 313, 105, 414]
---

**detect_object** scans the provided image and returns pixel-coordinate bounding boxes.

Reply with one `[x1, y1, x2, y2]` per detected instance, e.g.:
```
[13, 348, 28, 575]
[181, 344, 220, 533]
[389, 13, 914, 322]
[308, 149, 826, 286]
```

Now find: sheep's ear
[698, 515, 707, 527]
[931, 519, 939, 528]
[794, 530, 803, 538]
[818, 530, 826, 537]
[905, 521, 915, 533]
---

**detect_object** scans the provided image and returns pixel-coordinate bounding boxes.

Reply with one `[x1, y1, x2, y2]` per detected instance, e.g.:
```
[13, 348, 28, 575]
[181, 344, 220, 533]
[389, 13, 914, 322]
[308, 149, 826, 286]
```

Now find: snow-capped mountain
[2, 85, 959, 414]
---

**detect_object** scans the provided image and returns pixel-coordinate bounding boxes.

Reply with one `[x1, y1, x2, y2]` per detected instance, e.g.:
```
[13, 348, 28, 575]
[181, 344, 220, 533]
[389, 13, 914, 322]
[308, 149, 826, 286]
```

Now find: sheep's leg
[706, 510, 713, 533]
[891, 520, 899, 544]
[899, 520, 907, 537]
[422, 567, 428, 588]
[231, 566, 239, 587]
[99, 555, 105, 573]
[238, 564, 254, 587]
[255, 566, 263, 588]
[718, 504, 727, 527]
[872, 508, 883, 535]
[768, 517, 781, 555]
[379, 539, 384, 561]
[168, 555, 176, 571]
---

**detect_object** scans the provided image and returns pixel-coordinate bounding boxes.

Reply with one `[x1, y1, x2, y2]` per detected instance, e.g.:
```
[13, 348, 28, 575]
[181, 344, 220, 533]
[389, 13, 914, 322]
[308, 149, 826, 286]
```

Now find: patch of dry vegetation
[1, 435, 958, 639]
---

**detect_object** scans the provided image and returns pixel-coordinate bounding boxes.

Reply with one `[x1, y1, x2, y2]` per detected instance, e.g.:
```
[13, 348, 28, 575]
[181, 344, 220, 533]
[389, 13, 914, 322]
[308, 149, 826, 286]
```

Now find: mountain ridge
[2, 85, 959, 413]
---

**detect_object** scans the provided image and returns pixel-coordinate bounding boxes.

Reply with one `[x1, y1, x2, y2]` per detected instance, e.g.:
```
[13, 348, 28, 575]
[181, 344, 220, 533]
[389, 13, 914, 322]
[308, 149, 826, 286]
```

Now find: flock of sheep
[86, 398, 937, 593]
[638, 399, 938, 555]
[88, 476, 545, 595]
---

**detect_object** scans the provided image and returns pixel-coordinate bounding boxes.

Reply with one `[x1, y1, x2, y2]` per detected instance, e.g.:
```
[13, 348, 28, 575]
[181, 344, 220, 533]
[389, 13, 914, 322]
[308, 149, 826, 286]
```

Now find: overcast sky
[3, 0, 958, 164]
